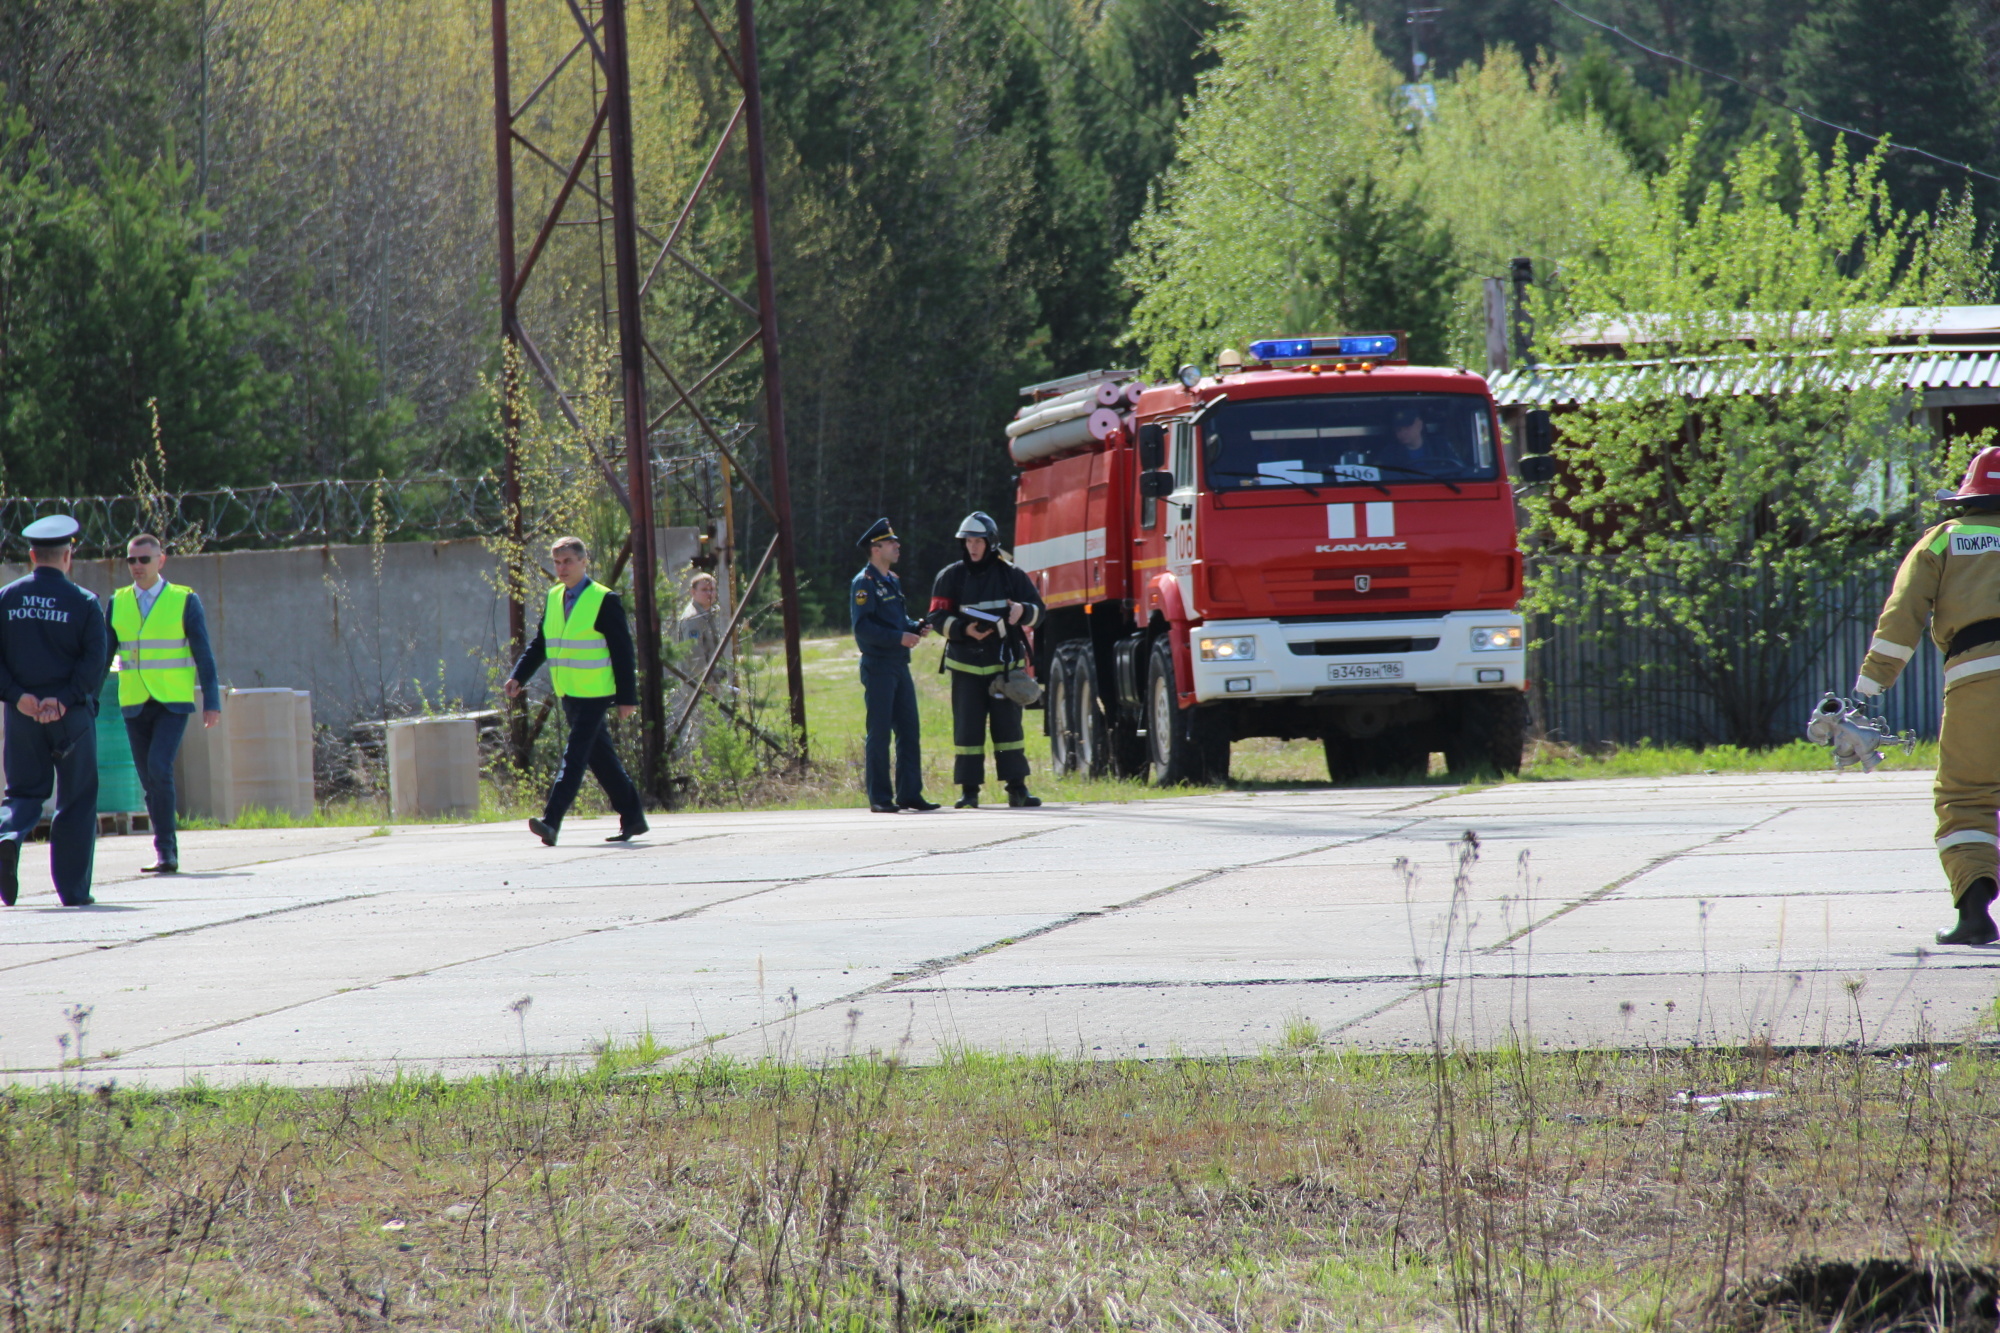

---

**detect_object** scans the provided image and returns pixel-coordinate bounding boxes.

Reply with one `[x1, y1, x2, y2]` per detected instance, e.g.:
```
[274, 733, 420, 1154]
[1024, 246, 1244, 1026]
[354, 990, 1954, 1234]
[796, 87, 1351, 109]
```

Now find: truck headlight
[1199, 635, 1257, 662]
[1470, 626, 1522, 652]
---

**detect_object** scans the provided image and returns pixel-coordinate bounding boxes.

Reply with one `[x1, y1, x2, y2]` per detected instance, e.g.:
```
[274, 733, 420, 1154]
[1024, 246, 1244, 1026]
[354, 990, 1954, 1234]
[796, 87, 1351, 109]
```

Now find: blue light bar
[1248, 333, 1401, 362]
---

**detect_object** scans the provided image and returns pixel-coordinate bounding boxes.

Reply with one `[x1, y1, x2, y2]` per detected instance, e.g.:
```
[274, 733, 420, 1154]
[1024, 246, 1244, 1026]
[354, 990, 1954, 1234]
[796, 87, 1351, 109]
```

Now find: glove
[1852, 673, 1882, 698]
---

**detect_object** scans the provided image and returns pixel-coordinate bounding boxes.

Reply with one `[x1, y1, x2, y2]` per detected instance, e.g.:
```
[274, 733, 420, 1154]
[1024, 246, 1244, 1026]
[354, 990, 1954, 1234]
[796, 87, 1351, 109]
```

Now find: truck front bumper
[1187, 613, 1526, 703]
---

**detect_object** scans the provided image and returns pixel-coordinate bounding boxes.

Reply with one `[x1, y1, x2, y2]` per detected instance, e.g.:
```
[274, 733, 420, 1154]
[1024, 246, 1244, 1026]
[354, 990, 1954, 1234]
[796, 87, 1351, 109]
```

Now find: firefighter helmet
[955, 512, 1001, 544]
[1939, 447, 2000, 503]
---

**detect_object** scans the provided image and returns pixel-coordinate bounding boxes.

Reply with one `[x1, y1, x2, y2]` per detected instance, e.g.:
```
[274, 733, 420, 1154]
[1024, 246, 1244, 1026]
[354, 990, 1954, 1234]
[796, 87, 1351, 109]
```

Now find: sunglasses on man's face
[126, 555, 154, 565]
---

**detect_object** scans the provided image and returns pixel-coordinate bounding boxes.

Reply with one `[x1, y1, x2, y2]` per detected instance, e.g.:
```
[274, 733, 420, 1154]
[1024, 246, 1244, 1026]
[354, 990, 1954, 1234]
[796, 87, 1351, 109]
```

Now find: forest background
[4, 0, 2000, 622]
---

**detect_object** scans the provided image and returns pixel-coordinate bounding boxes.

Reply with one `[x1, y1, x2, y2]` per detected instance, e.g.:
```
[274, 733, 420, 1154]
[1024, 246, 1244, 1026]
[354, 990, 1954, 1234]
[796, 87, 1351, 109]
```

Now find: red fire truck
[1008, 332, 1531, 784]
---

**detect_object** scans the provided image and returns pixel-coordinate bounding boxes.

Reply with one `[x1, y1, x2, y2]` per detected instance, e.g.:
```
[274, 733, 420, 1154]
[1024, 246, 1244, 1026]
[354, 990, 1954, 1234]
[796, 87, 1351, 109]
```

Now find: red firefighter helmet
[1942, 446, 2000, 502]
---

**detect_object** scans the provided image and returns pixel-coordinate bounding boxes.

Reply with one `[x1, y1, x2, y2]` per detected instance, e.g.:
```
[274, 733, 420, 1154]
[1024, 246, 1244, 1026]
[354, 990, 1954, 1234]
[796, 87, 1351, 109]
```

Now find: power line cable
[1546, 0, 2000, 187]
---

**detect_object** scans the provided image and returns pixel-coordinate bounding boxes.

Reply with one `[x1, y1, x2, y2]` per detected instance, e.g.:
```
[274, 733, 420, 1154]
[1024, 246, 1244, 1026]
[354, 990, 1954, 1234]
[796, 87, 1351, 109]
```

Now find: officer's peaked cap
[857, 517, 898, 549]
[955, 511, 1000, 543]
[21, 515, 80, 547]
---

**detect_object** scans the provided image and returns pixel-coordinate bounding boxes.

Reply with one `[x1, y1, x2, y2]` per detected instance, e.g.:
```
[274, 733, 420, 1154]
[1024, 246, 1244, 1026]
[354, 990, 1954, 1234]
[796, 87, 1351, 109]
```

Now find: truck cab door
[1166, 420, 1198, 590]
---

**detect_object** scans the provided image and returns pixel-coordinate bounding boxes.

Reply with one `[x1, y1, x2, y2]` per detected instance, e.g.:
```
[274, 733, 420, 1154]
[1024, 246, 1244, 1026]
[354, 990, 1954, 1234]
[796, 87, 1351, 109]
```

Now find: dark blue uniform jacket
[851, 565, 923, 662]
[0, 567, 107, 710]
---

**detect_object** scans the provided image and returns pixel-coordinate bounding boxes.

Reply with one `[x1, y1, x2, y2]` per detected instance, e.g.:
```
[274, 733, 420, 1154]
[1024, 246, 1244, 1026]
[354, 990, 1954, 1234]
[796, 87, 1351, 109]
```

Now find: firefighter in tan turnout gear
[1856, 445, 2000, 945]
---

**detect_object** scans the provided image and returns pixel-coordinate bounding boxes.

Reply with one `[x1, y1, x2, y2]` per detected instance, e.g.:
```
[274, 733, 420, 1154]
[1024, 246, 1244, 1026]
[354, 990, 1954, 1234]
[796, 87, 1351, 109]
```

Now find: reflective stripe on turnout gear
[1933, 669, 2000, 902]
[1863, 517, 2000, 694]
[944, 659, 1005, 675]
[1944, 655, 2000, 687]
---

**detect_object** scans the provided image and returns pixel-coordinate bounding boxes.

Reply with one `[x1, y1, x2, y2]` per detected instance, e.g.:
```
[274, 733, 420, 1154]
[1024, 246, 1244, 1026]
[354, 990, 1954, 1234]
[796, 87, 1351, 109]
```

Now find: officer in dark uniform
[850, 518, 936, 813]
[0, 515, 108, 907]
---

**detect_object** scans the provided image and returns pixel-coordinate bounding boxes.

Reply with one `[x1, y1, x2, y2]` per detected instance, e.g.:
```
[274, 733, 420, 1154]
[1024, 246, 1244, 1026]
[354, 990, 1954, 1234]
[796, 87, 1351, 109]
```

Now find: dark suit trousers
[860, 655, 923, 806]
[545, 695, 643, 827]
[0, 706, 97, 905]
[124, 701, 189, 861]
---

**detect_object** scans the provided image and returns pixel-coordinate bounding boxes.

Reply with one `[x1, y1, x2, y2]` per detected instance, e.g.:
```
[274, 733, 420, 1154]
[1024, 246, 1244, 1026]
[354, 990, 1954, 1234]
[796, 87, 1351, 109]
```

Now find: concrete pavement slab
[1332, 963, 1999, 1051]
[1619, 850, 1935, 898]
[2, 770, 1992, 1085]
[690, 979, 1418, 1064]
[113, 912, 1065, 1069]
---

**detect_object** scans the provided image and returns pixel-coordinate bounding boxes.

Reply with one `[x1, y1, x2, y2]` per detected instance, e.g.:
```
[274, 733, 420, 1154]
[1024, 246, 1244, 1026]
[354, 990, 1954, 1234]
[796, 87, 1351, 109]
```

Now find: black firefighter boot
[1006, 783, 1041, 808]
[1938, 877, 2000, 946]
[955, 785, 980, 810]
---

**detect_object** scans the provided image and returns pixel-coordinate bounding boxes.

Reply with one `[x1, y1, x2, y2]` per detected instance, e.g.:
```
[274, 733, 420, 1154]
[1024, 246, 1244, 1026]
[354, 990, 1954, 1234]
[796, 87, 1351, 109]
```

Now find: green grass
[1517, 736, 1941, 781]
[9, 1039, 2000, 1330]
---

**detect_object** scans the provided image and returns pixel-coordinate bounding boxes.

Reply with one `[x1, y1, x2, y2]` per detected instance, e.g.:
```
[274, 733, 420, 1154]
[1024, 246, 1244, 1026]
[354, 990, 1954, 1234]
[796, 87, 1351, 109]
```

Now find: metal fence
[0, 431, 750, 559]
[0, 478, 508, 558]
[1528, 561, 1943, 747]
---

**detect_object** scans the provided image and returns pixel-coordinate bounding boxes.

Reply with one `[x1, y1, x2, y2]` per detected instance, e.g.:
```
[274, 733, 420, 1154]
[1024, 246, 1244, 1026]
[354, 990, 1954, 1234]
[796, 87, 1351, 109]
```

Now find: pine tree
[1785, 0, 2000, 220]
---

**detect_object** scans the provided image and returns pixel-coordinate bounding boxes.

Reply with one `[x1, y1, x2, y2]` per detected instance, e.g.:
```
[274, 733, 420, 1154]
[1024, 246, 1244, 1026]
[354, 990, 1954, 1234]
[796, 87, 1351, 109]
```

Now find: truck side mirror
[1139, 469, 1175, 499]
[1518, 454, 1557, 483]
[1524, 409, 1554, 454]
[1138, 423, 1166, 471]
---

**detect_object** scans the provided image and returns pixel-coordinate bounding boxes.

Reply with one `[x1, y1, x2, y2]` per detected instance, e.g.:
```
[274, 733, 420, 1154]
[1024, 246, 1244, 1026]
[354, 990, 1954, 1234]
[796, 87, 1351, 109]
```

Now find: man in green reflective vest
[108, 533, 221, 875]
[504, 535, 647, 846]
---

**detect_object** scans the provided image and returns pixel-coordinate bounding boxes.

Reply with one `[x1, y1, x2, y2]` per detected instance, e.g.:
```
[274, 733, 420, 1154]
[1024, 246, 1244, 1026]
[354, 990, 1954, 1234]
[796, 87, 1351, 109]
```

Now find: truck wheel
[1074, 649, 1111, 777]
[1193, 705, 1230, 782]
[1046, 642, 1083, 775]
[1322, 733, 1368, 784]
[1322, 733, 1425, 784]
[1443, 690, 1528, 776]
[1108, 713, 1149, 780]
[1372, 735, 1430, 782]
[1146, 635, 1199, 785]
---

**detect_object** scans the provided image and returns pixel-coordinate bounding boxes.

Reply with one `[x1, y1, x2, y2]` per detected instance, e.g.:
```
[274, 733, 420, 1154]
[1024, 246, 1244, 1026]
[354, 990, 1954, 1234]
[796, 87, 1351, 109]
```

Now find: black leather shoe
[897, 797, 941, 812]
[0, 838, 15, 907]
[605, 818, 649, 843]
[1006, 786, 1042, 808]
[1939, 877, 2000, 945]
[141, 861, 179, 874]
[65, 896, 93, 908]
[529, 817, 559, 847]
[954, 787, 979, 809]
[869, 803, 900, 813]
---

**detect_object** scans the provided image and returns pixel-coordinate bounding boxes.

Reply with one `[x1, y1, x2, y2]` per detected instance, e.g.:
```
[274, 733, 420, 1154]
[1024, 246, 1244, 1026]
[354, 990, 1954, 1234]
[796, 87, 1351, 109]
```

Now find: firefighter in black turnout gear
[928, 512, 1045, 808]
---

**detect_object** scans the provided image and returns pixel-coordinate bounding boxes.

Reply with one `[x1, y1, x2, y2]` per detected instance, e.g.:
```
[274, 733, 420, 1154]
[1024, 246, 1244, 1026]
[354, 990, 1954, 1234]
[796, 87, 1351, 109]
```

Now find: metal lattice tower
[489, 0, 808, 800]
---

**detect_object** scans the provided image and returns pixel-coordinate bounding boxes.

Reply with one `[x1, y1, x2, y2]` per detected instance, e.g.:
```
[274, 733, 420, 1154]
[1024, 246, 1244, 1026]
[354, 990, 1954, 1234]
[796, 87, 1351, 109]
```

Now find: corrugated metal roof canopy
[1491, 345, 2000, 408]
[1561, 306, 2000, 349]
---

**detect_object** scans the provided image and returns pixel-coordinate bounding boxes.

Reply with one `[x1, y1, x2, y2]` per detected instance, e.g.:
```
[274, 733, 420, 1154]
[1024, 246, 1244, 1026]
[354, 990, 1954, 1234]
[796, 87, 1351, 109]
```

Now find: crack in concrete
[1478, 807, 1794, 954]
[81, 824, 1065, 1067]
[672, 819, 1439, 1058]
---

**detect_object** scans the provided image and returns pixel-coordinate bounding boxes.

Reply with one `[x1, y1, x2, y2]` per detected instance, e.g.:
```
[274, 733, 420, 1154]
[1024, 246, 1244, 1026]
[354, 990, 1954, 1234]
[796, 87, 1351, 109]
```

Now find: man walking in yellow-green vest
[503, 535, 648, 846]
[108, 533, 221, 875]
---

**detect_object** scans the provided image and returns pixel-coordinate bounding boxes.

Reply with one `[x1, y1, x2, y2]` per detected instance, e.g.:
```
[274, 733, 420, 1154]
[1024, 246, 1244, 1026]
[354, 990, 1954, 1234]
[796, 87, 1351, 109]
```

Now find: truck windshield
[1202, 393, 1497, 490]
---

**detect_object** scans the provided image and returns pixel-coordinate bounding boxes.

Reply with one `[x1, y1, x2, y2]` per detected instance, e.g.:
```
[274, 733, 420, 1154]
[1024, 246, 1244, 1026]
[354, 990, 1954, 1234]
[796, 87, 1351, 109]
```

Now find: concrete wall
[7, 540, 510, 731]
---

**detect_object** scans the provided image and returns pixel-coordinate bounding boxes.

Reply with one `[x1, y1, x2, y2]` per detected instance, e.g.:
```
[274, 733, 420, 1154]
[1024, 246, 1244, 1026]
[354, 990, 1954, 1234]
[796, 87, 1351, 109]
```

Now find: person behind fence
[503, 536, 648, 847]
[851, 518, 935, 813]
[108, 533, 221, 875]
[0, 515, 108, 908]
[1855, 445, 2000, 945]
[677, 571, 724, 667]
[670, 571, 728, 750]
[929, 511, 1044, 809]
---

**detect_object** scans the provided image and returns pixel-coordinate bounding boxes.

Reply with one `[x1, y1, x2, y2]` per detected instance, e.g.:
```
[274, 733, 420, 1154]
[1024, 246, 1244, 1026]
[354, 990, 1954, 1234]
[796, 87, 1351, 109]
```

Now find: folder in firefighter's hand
[960, 606, 1003, 624]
